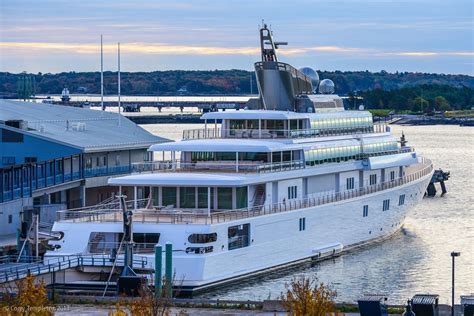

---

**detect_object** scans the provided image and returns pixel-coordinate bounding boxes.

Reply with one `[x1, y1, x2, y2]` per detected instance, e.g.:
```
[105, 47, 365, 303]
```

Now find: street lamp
[451, 251, 461, 316]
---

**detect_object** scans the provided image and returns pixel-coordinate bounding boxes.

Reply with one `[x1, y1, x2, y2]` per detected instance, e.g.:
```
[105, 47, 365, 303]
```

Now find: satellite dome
[318, 79, 335, 94]
[299, 67, 320, 90]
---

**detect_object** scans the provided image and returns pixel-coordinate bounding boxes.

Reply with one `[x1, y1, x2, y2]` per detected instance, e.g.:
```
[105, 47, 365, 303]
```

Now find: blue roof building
[0, 100, 169, 254]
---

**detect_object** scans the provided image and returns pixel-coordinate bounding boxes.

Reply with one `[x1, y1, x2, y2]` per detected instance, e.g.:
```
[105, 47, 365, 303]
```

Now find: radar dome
[318, 79, 335, 94]
[299, 67, 320, 90]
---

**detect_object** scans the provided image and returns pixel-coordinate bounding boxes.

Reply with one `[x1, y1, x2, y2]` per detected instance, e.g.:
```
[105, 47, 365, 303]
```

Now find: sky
[0, 0, 473, 75]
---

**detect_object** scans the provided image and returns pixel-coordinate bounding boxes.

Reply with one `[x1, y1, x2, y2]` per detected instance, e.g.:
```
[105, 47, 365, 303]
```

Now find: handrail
[182, 124, 388, 140]
[0, 254, 149, 284]
[56, 158, 433, 225]
[131, 148, 413, 175]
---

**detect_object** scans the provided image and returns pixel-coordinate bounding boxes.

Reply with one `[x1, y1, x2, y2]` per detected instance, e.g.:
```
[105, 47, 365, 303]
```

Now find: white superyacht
[47, 25, 434, 293]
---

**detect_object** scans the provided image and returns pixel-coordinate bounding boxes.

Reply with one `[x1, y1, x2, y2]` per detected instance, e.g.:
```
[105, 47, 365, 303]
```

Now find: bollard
[154, 244, 162, 298]
[165, 242, 172, 297]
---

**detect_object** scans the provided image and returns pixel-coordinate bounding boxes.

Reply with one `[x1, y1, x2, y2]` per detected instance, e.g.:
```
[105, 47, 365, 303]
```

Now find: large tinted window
[217, 187, 232, 209]
[180, 187, 196, 208]
[2, 129, 24, 143]
[236, 187, 248, 209]
[162, 187, 177, 207]
[228, 224, 250, 250]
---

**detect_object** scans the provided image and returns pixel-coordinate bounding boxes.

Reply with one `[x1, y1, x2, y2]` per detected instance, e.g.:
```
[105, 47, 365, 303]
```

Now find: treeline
[1, 70, 473, 110]
[356, 85, 474, 112]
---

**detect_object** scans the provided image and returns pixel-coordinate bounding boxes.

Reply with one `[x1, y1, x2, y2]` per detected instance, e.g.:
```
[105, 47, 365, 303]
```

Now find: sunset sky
[0, 0, 473, 74]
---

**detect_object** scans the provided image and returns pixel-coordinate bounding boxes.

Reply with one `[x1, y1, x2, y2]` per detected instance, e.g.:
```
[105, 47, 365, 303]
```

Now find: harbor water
[142, 123, 473, 304]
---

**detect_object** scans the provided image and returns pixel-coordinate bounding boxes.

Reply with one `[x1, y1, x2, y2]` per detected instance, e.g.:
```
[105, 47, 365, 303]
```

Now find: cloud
[1, 42, 472, 59]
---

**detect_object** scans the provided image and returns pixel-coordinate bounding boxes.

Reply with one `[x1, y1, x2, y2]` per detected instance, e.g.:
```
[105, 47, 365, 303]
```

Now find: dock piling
[154, 244, 162, 298]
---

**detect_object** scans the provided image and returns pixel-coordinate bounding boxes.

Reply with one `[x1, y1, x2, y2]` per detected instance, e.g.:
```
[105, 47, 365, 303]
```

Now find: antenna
[118, 42, 121, 126]
[101, 35, 104, 111]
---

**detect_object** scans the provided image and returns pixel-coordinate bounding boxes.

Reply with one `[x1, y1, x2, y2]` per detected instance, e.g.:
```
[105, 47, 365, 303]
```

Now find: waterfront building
[0, 100, 168, 254]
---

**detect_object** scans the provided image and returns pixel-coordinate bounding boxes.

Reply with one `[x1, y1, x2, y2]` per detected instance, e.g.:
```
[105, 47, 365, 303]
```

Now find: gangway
[0, 254, 149, 284]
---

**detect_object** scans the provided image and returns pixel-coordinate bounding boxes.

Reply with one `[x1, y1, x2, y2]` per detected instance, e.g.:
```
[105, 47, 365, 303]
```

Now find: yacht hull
[47, 171, 431, 292]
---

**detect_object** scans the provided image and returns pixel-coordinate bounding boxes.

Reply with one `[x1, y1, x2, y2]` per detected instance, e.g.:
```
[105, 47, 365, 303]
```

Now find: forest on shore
[1, 70, 473, 111]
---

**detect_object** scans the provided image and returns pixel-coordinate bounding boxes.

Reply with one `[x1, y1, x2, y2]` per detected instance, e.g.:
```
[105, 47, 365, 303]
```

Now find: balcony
[132, 159, 305, 174]
[1, 156, 82, 203]
[182, 124, 389, 140]
[84, 165, 132, 178]
[56, 158, 433, 225]
[132, 148, 413, 175]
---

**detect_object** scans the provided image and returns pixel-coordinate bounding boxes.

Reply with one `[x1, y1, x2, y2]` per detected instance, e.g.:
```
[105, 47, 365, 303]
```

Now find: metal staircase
[252, 185, 266, 210]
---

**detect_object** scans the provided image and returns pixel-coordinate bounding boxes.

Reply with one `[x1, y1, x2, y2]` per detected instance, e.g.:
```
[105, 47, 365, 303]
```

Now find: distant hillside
[1, 70, 473, 96]
[1, 70, 473, 110]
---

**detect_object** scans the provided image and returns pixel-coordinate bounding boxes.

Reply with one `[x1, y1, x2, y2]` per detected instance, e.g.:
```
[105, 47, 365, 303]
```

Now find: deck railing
[132, 148, 413, 175]
[182, 124, 389, 140]
[0, 254, 149, 284]
[57, 158, 433, 225]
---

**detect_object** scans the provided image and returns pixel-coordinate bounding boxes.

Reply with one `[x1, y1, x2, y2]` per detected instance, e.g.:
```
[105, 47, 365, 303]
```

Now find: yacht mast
[101, 35, 104, 111]
[118, 42, 121, 126]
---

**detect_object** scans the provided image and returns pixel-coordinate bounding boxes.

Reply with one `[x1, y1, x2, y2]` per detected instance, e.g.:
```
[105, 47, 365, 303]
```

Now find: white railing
[132, 148, 413, 175]
[131, 159, 305, 174]
[182, 124, 389, 140]
[57, 158, 433, 225]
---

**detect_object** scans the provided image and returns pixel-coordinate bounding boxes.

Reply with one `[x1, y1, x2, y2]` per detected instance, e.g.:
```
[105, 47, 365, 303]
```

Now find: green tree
[434, 96, 451, 111]
[409, 96, 429, 113]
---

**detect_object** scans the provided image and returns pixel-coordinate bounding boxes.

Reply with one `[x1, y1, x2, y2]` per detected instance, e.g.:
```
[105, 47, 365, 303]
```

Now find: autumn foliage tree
[1, 273, 52, 316]
[281, 275, 337, 316]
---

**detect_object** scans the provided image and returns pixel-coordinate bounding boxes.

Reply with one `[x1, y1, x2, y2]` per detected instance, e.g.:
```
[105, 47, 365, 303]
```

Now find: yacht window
[398, 194, 405, 206]
[288, 186, 297, 200]
[299, 217, 306, 231]
[369, 174, 377, 185]
[346, 177, 355, 190]
[217, 187, 232, 209]
[162, 187, 177, 207]
[363, 205, 369, 217]
[180, 187, 196, 208]
[236, 186, 248, 209]
[228, 224, 250, 250]
[87, 232, 159, 254]
[188, 233, 217, 244]
[198, 187, 214, 209]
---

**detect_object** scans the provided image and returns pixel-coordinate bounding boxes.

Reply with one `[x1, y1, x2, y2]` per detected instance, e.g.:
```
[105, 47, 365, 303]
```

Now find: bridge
[36, 95, 255, 112]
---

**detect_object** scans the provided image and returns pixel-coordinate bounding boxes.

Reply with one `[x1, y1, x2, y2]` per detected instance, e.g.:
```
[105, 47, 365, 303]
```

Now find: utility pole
[451, 251, 460, 316]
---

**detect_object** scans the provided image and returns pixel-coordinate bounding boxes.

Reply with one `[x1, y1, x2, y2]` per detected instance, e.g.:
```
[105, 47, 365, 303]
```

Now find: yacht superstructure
[46, 25, 434, 293]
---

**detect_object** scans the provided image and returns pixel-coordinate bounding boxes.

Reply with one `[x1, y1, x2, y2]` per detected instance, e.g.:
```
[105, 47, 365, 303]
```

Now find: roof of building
[0, 100, 169, 152]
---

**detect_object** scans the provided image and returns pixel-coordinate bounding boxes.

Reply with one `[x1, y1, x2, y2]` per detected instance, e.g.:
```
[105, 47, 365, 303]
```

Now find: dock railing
[0, 254, 149, 284]
[57, 158, 433, 225]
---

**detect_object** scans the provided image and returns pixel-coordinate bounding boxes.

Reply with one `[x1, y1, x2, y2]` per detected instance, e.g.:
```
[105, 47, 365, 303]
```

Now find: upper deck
[183, 109, 382, 141]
